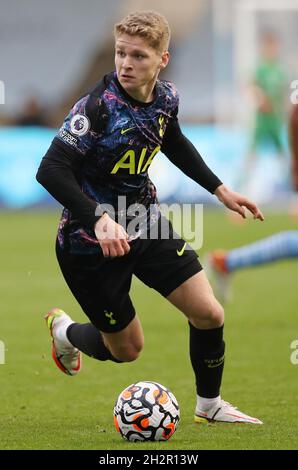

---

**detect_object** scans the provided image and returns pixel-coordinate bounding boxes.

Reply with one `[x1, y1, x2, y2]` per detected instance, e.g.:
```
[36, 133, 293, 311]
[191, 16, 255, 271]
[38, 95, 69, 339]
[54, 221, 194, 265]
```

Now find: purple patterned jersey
[55, 72, 179, 253]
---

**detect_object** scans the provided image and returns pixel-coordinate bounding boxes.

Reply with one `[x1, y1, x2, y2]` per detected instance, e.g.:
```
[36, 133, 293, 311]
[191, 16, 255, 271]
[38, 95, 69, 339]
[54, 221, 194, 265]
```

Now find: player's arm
[161, 118, 222, 194]
[162, 118, 264, 221]
[36, 140, 130, 258]
[36, 93, 130, 258]
[36, 140, 99, 228]
[251, 82, 272, 113]
[251, 66, 272, 113]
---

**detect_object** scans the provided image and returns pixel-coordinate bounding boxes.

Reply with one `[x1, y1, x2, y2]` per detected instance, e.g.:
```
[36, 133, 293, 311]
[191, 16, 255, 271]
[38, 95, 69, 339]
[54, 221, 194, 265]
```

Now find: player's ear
[160, 51, 170, 70]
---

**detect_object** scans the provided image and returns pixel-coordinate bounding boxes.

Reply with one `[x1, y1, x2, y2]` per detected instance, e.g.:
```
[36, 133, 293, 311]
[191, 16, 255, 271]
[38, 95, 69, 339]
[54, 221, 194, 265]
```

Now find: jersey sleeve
[161, 115, 222, 194]
[55, 93, 108, 155]
[36, 140, 100, 229]
[36, 93, 109, 229]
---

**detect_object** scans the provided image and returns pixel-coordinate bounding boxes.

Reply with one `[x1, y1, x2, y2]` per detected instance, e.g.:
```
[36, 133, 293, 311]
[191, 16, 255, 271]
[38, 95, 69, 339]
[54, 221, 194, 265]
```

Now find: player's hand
[94, 213, 131, 258]
[214, 184, 265, 221]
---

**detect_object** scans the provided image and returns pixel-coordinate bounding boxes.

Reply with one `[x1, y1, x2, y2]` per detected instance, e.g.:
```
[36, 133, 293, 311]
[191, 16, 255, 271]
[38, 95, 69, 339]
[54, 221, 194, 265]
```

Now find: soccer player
[236, 32, 287, 194]
[207, 104, 298, 303]
[37, 11, 264, 425]
[250, 33, 286, 157]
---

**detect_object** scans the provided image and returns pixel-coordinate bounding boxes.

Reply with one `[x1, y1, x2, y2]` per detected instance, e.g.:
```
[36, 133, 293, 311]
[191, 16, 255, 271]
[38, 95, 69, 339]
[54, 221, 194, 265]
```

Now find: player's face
[115, 34, 169, 101]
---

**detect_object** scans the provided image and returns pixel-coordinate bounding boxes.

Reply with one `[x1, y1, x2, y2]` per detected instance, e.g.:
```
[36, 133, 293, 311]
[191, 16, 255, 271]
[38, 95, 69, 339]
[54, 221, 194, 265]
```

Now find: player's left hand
[214, 184, 264, 221]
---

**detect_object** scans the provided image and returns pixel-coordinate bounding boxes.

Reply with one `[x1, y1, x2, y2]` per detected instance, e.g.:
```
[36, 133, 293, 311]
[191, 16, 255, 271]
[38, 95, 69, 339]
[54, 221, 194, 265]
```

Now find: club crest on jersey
[159, 115, 166, 137]
[70, 114, 90, 136]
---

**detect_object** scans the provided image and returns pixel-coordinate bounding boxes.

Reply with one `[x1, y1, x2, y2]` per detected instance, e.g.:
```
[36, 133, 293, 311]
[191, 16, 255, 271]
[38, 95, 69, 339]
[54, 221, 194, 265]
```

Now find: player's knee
[207, 300, 224, 326]
[114, 347, 141, 363]
[190, 298, 224, 329]
[111, 341, 143, 363]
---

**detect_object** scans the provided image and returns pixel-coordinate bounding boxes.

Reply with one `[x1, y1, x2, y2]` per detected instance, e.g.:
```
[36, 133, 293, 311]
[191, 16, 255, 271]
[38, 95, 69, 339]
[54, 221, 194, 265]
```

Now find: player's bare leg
[101, 315, 144, 362]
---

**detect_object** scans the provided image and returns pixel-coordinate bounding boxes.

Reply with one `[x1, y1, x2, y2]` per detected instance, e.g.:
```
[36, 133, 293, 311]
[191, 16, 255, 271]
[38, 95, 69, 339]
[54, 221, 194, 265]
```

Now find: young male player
[250, 33, 287, 158]
[235, 33, 287, 195]
[37, 11, 264, 424]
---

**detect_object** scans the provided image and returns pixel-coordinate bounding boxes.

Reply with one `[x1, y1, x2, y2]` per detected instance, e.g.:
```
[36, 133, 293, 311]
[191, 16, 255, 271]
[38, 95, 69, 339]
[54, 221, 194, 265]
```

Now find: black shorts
[56, 216, 202, 333]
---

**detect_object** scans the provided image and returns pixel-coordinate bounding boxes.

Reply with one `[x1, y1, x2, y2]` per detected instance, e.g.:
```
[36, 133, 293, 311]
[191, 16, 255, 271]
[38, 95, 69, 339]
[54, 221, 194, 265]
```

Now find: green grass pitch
[0, 210, 297, 450]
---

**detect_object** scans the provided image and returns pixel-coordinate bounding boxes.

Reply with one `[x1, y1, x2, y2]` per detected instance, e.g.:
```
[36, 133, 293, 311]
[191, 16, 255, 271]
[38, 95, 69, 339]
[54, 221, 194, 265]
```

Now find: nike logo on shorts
[177, 242, 187, 257]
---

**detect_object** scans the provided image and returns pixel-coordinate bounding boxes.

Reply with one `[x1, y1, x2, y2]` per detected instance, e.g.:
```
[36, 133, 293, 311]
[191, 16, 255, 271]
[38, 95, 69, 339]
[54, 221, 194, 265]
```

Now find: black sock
[66, 323, 122, 363]
[189, 322, 225, 398]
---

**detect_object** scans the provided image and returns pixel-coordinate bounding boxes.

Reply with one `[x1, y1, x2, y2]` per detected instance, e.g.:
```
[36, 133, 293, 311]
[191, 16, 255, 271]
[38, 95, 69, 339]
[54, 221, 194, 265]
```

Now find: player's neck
[127, 81, 157, 103]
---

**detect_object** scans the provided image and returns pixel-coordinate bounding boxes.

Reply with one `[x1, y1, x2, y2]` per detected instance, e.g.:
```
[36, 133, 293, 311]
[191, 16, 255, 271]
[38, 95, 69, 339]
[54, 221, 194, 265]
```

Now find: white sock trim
[196, 395, 221, 412]
[54, 318, 75, 349]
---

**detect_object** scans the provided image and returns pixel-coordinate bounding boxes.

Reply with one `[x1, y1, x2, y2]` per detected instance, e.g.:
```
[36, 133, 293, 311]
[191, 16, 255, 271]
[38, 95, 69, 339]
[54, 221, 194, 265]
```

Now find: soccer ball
[113, 381, 180, 442]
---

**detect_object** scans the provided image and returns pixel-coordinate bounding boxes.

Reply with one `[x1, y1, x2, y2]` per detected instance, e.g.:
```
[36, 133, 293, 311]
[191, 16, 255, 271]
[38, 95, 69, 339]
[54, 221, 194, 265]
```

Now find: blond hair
[114, 11, 171, 52]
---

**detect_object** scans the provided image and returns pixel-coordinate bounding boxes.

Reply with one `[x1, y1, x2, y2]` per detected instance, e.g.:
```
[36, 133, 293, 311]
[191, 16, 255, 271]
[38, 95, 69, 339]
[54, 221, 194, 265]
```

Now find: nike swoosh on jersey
[176, 242, 187, 257]
[121, 127, 135, 135]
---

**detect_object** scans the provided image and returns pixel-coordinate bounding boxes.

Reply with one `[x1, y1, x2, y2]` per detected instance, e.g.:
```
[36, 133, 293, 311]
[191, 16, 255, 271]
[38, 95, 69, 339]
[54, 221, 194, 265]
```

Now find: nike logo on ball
[177, 242, 187, 257]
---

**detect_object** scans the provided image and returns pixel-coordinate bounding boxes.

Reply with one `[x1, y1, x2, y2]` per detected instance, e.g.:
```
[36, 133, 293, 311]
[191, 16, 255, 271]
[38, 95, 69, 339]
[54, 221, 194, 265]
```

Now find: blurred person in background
[236, 32, 288, 194]
[250, 32, 287, 160]
[206, 104, 298, 303]
[15, 95, 49, 127]
[37, 10, 264, 426]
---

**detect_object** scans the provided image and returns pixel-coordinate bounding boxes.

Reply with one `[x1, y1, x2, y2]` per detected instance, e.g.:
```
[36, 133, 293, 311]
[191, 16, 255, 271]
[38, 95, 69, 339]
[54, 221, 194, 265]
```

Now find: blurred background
[1, 0, 298, 451]
[1, 0, 298, 209]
